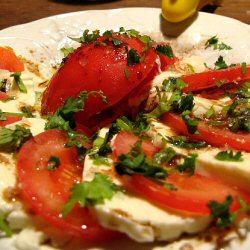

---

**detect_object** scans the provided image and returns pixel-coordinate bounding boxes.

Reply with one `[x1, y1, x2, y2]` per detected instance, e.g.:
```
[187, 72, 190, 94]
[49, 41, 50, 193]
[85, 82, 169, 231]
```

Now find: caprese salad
[0, 28, 250, 250]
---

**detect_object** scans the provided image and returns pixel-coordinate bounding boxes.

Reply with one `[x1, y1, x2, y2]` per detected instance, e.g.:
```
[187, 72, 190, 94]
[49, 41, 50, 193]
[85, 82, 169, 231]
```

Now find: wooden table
[1, 0, 249, 30]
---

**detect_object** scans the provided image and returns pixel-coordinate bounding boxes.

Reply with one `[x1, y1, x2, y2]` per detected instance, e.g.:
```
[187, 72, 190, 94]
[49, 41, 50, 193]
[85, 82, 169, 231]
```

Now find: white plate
[0, 7, 250, 250]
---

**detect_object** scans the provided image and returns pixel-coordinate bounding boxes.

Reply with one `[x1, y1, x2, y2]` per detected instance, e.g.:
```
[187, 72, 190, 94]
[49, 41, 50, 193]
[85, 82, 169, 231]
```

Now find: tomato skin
[0, 91, 9, 101]
[18, 129, 116, 240]
[162, 112, 250, 152]
[127, 174, 250, 216]
[0, 116, 22, 126]
[182, 65, 250, 93]
[42, 34, 158, 131]
[113, 131, 159, 159]
[0, 47, 24, 72]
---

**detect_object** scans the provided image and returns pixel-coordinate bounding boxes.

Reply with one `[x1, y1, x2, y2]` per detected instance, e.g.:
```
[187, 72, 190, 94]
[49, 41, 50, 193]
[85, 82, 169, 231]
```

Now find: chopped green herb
[124, 66, 130, 79]
[209, 196, 250, 228]
[63, 173, 119, 216]
[127, 48, 141, 66]
[1, 96, 15, 103]
[205, 106, 216, 119]
[163, 182, 178, 191]
[162, 77, 188, 92]
[69, 29, 100, 44]
[0, 79, 8, 92]
[0, 125, 32, 151]
[177, 154, 198, 176]
[153, 147, 177, 165]
[156, 44, 174, 59]
[0, 109, 7, 121]
[61, 47, 74, 57]
[215, 150, 243, 162]
[187, 64, 195, 73]
[205, 36, 232, 51]
[20, 106, 35, 118]
[116, 142, 167, 180]
[103, 30, 126, 46]
[241, 62, 247, 75]
[0, 213, 12, 237]
[11, 72, 27, 93]
[215, 80, 226, 87]
[214, 56, 228, 70]
[181, 110, 199, 134]
[89, 154, 111, 166]
[47, 156, 61, 171]
[166, 136, 208, 149]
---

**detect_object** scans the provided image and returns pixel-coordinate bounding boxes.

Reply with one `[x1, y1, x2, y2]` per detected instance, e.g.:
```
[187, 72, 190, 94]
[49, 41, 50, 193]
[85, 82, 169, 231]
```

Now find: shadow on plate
[50, 0, 120, 5]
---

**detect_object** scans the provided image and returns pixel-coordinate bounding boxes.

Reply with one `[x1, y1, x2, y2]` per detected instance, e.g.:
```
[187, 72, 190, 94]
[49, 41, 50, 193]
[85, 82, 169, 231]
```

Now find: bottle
[162, 0, 223, 23]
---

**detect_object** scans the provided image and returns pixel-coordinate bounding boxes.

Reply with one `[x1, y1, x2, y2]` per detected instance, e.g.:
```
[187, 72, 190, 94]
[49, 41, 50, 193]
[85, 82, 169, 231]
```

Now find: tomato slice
[0, 115, 22, 126]
[42, 34, 158, 131]
[0, 91, 9, 101]
[127, 174, 250, 216]
[162, 112, 250, 152]
[113, 131, 159, 159]
[0, 47, 24, 72]
[182, 65, 250, 93]
[17, 129, 116, 240]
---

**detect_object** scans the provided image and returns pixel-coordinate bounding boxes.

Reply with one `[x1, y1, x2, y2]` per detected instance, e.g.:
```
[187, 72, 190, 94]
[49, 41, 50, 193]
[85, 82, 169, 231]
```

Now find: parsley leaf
[177, 154, 198, 176]
[166, 136, 208, 149]
[61, 47, 74, 57]
[69, 29, 100, 44]
[0, 109, 7, 121]
[0, 213, 12, 237]
[20, 106, 35, 118]
[241, 62, 247, 75]
[214, 56, 228, 70]
[153, 147, 177, 165]
[127, 48, 140, 66]
[208, 196, 234, 228]
[103, 30, 126, 46]
[181, 110, 199, 134]
[215, 150, 243, 162]
[47, 156, 61, 171]
[156, 44, 174, 59]
[205, 35, 232, 50]
[63, 173, 119, 216]
[11, 72, 27, 93]
[0, 125, 32, 151]
[115, 142, 168, 180]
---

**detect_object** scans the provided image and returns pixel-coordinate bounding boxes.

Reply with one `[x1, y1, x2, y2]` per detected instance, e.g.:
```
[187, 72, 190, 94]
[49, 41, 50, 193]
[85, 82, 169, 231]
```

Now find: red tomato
[0, 91, 9, 101]
[127, 174, 250, 216]
[0, 115, 22, 126]
[41, 34, 158, 132]
[182, 65, 250, 93]
[113, 131, 159, 159]
[0, 47, 24, 72]
[17, 129, 116, 240]
[162, 112, 250, 152]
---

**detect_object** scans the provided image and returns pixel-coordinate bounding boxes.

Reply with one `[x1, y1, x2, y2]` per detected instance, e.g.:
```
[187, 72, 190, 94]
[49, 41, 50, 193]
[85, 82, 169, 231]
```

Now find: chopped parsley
[205, 35, 232, 51]
[208, 196, 250, 228]
[103, 30, 126, 46]
[241, 62, 247, 75]
[61, 47, 74, 57]
[89, 154, 111, 166]
[177, 154, 198, 176]
[63, 173, 119, 217]
[215, 150, 243, 162]
[47, 156, 61, 171]
[166, 136, 208, 149]
[11, 72, 27, 93]
[153, 147, 177, 165]
[20, 106, 35, 118]
[127, 48, 141, 66]
[181, 110, 199, 134]
[69, 29, 100, 44]
[214, 56, 228, 70]
[0, 109, 7, 121]
[0, 213, 12, 237]
[116, 141, 167, 180]
[156, 44, 174, 59]
[0, 125, 32, 151]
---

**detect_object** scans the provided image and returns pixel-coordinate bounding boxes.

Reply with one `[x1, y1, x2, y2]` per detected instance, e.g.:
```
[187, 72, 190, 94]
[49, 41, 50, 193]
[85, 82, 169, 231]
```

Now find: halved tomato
[0, 115, 22, 126]
[41, 34, 158, 132]
[182, 65, 250, 93]
[0, 47, 24, 72]
[162, 112, 250, 152]
[17, 129, 116, 240]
